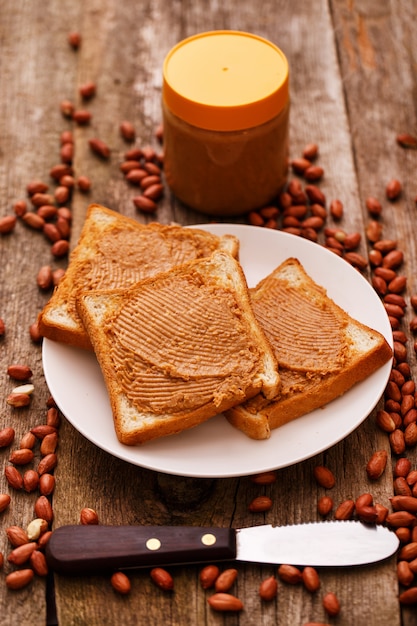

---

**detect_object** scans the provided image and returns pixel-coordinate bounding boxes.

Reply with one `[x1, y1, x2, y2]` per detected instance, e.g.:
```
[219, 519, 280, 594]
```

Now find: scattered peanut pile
[1, 28, 417, 625]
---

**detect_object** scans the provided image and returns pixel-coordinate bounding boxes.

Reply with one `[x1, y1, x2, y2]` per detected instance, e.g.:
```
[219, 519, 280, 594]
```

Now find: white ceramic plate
[42, 224, 392, 478]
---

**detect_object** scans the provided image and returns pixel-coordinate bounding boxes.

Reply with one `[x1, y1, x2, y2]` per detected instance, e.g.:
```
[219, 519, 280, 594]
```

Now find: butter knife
[45, 521, 399, 575]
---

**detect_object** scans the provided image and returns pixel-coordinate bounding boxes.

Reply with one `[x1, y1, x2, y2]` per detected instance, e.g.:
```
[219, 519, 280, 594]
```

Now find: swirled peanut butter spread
[68, 225, 225, 321]
[251, 276, 349, 374]
[105, 273, 262, 414]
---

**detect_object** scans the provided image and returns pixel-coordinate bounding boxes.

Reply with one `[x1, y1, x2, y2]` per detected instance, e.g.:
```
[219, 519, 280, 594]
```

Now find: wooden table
[1, 1, 417, 624]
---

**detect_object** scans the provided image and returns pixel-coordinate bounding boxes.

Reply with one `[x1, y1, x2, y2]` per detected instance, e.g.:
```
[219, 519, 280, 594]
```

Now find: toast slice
[226, 257, 392, 439]
[75, 250, 280, 445]
[38, 204, 239, 350]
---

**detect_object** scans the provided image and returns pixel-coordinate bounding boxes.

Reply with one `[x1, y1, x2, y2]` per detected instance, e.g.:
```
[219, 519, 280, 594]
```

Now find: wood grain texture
[1, 0, 416, 624]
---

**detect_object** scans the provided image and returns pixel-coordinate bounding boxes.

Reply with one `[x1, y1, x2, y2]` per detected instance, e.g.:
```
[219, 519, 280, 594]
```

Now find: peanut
[0, 494, 11, 513]
[50, 164, 73, 180]
[382, 249, 403, 269]
[248, 496, 272, 512]
[396, 133, 417, 149]
[6, 526, 29, 547]
[394, 458, 412, 478]
[51, 239, 70, 257]
[40, 432, 58, 456]
[54, 185, 70, 203]
[77, 175, 91, 191]
[126, 169, 148, 185]
[199, 565, 220, 589]
[405, 422, 417, 447]
[5, 466, 23, 490]
[399, 587, 417, 605]
[20, 430, 37, 449]
[304, 165, 324, 181]
[207, 593, 243, 611]
[322, 591, 341, 616]
[366, 220, 382, 243]
[390, 429, 406, 455]
[399, 542, 417, 561]
[89, 138, 110, 158]
[366, 196, 382, 216]
[291, 158, 311, 174]
[80, 507, 99, 525]
[398, 560, 414, 586]
[357, 505, 379, 524]
[37, 265, 53, 290]
[334, 499, 355, 520]
[375, 410, 396, 433]
[143, 183, 164, 201]
[5, 569, 34, 590]
[34, 495, 53, 524]
[27, 518, 48, 541]
[79, 81, 96, 99]
[0, 427, 15, 448]
[305, 184, 325, 205]
[250, 471, 277, 485]
[9, 448, 34, 465]
[366, 450, 388, 479]
[120, 121, 136, 141]
[277, 564, 302, 584]
[386, 178, 402, 200]
[344, 251, 368, 270]
[30, 550, 49, 576]
[13, 200, 27, 216]
[150, 567, 174, 591]
[133, 195, 158, 213]
[317, 495, 333, 516]
[72, 109, 91, 125]
[301, 143, 318, 160]
[313, 466, 336, 489]
[31, 425, 57, 439]
[7, 392, 31, 407]
[37, 453, 57, 475]
[302, 566, 320, 592]
[394, 477, 412, 496]
[8, 542, 37, 565]
[0, 215, 17, 234]
[259, 575, 278, 601]
[68, 32, 81, 49]
[386, 511, 416, 528]
[215, 568, 238, 592]
[38, 531, 52, 551]
[111, 571, 131, 594]
[22, 429, 41, 449]
[39, 473, 55, 496]
[23, 470, 39, 493]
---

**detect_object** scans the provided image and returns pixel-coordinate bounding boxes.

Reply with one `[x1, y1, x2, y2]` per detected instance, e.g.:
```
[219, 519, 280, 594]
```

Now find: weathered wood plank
[0, 1, 82, 624]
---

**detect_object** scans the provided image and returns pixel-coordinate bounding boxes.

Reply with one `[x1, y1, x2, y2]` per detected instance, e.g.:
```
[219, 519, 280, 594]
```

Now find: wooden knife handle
[45, 525, 237, 575]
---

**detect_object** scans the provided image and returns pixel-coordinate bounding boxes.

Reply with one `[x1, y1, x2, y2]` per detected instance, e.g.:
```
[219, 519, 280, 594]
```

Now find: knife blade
[45, 521, 399, 575]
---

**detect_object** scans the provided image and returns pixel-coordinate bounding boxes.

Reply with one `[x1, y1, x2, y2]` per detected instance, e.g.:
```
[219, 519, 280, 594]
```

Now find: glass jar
[162, 30, 290, 217]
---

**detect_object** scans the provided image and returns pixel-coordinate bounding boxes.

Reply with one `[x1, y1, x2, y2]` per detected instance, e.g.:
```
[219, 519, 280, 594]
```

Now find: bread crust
[226, 258, 392, 439]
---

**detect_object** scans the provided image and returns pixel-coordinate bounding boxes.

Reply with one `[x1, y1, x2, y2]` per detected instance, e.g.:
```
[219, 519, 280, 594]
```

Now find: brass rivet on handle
[146, 538, 161, 551]
[201, 533, 216, 546]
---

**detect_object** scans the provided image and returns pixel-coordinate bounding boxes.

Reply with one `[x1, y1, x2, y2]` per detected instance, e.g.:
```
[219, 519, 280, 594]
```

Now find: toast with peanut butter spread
[225, 258, 392, 439]
[75, 250, 280, 445]
[38, 204, 239, 350]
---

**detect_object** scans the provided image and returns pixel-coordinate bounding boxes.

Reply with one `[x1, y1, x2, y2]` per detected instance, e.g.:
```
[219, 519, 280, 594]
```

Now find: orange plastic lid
[163, 30, 289, 131]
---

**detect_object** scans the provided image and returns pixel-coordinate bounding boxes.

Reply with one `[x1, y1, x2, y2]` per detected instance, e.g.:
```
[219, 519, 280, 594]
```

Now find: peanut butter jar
[162, 30, 290, 217]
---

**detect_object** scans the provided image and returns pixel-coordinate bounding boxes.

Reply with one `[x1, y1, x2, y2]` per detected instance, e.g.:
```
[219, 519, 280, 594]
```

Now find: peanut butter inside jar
[162, 30, 290, 217]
